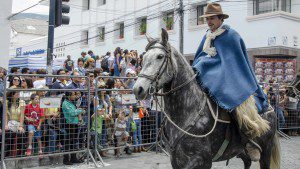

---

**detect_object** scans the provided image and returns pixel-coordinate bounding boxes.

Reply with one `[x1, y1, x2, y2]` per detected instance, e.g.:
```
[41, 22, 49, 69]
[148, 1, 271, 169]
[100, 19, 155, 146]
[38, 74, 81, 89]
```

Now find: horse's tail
[270, 133, 281, 169]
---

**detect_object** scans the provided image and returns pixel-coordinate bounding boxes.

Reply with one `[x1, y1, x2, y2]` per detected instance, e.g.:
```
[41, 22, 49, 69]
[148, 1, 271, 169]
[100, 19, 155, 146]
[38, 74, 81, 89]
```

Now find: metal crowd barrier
[260, 82, 300, 138]
[92, 76, 160, 162]
[0, 74, 166, 168]
[1, 74, 99, 168]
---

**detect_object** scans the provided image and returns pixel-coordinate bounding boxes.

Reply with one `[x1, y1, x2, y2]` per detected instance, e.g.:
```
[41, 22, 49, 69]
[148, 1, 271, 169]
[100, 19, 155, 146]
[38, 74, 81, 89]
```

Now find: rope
[158, 97, 219, 138]
[156, 74, 197, 96]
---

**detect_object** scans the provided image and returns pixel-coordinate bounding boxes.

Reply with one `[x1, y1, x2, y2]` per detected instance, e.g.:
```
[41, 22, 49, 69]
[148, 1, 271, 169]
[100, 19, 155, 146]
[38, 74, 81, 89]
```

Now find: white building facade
[53, 0, 300, 82]
[0, 0, 13, 69]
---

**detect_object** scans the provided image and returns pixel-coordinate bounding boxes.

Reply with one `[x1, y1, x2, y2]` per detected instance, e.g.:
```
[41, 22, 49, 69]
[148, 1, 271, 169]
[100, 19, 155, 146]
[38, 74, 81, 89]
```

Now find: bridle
[138, 40, 196, 96]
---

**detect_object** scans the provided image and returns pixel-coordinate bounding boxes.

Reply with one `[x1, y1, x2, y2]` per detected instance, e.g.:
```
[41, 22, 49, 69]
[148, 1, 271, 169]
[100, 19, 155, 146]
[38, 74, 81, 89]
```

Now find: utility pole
[179, 0, 184, 54]
[47, 0, 55, 74]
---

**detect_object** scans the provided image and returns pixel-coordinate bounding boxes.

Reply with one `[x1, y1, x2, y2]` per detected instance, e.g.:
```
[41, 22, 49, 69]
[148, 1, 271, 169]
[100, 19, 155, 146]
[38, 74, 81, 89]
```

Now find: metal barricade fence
[261, 82, 300, 137]
[0, 74, 166, 168]
[1, 74, 100, 168]
[92, 76, 160, 159]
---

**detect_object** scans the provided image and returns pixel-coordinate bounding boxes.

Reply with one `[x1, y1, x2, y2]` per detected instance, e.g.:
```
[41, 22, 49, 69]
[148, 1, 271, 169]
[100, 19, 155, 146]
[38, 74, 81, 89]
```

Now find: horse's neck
[163, 49, 207, 126]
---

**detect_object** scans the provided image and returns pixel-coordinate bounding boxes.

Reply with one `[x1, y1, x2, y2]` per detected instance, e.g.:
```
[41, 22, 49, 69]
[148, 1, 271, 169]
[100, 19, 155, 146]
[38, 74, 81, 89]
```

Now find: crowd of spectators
[263, 79, 300, 136]
[0, 48, 161, 165]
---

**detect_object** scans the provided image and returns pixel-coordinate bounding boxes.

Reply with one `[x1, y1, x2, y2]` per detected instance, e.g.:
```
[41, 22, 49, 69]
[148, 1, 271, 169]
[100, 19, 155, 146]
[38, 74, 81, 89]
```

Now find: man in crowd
[81, 52, 88, 63]
[21, 68, 30, 74]
[51, 69, 67, 96]
[88, 50, 97, 61]
[64, 55, 74, 72]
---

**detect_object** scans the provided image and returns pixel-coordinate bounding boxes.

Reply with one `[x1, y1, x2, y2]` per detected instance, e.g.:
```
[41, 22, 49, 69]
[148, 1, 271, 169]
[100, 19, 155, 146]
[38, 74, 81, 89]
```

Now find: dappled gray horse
[133, 29, 280, 169]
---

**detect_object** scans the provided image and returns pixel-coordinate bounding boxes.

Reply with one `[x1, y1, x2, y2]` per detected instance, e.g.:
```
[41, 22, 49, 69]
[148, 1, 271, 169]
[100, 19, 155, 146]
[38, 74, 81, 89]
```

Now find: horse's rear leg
[237, 152, 252, 169]
[259, 147, 272, 169]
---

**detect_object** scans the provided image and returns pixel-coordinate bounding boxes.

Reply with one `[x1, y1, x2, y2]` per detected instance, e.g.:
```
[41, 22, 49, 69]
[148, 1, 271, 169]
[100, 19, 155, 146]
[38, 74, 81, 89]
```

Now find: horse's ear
[161, 28, 168, 46]
[146, 34, 154, 43]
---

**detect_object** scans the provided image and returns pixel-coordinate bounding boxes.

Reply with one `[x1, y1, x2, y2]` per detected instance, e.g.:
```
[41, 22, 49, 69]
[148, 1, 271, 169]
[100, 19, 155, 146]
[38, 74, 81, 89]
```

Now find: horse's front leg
[170, 142, 212, 169]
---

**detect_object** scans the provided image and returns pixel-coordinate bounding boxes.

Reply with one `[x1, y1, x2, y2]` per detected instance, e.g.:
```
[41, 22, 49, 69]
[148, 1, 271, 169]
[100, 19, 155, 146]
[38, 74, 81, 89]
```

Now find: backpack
[101, 57, 109, 70]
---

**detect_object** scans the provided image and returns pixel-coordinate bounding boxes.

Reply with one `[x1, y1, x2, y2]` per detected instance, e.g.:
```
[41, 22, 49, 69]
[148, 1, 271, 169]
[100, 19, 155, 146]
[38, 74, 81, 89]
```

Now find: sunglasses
[21, 80, 26, 82]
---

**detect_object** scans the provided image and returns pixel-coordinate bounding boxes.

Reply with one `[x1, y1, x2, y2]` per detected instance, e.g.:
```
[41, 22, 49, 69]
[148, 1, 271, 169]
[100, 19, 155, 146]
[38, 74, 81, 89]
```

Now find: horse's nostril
[138, 87, 144, 95]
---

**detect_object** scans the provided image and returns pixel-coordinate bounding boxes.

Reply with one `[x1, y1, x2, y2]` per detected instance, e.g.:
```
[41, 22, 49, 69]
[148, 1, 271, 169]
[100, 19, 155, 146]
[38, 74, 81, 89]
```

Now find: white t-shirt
[108, 56, 115, 69]
[33, 79, 46, 88]
[114, 118, 128, 136]
[95, 59, 102, 69]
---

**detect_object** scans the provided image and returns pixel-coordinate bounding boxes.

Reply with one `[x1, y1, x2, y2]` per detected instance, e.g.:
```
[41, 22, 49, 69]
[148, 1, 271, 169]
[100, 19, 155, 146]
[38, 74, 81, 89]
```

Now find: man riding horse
[192, 3, 270, 161]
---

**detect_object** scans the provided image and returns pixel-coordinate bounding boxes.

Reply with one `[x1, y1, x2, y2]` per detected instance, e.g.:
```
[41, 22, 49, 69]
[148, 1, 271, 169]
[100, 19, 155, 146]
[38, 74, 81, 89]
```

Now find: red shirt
[24, 104, 44, 127]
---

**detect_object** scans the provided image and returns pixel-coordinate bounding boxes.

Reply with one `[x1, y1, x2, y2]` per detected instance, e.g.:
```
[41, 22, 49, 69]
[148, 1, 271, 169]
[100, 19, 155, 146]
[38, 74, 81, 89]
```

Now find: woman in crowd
[84, 58, 96, 73]
[95, 55, 103, 69]
[5, 91, 26, 157]
[75, 58, 86, 76]
[113, 47, 122, 76]
[9, 76, 21, 88]
[0, 68, 7, 98]
[62, 91, 85, 165]
[19, 78, 34, 103]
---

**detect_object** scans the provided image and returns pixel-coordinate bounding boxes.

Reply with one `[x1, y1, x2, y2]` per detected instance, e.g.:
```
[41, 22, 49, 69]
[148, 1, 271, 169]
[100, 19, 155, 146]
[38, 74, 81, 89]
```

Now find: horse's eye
[157, 54, 164, 59]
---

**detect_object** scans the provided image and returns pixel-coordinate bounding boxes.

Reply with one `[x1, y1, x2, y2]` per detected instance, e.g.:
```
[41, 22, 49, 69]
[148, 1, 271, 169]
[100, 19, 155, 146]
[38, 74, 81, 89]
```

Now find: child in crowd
[91, 101, 105, 151]
[113, 108, 132, 157]
[24, 94, 44, 156]
[75, 91, 85, 125]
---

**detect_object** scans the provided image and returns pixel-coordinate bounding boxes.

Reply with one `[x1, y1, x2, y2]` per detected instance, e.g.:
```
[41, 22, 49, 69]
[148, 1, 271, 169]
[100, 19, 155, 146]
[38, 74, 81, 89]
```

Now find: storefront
[248, 46, 300, 83]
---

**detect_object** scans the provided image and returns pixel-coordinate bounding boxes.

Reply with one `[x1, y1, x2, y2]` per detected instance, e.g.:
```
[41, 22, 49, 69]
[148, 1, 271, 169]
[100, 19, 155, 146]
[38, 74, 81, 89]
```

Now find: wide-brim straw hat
[200, 3, 229, 19]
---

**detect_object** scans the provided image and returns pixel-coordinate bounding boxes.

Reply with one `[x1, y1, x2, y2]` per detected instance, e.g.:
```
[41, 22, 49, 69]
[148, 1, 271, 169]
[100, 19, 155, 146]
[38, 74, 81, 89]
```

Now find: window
[98, 27, 105, 42]
[253, 0, 291, 15]
[136, 17, 147, 36]
[82, 0, 90, 10]
[81, 30, 89, 45]
[115, 22, 125, 39]
[196, 5, 206, 25]
[163, 12, 174, 30]
[120, 23, 124, 39]
[188, 3, 207, 27]
[98, 0, 106, 6]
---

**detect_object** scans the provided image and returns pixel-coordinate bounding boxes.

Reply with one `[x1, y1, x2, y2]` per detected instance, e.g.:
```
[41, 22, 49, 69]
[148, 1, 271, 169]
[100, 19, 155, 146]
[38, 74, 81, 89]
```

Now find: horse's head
[133, 29, 177, 100]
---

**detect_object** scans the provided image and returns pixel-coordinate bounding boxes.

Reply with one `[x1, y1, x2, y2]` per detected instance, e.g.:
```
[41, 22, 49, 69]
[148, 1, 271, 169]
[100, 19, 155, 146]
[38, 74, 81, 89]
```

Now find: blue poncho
[192, 25, 268, 113]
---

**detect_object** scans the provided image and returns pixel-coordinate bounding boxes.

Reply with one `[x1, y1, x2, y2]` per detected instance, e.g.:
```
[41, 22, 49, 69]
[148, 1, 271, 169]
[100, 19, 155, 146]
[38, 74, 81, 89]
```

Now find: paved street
[22, 136, 300, 169]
